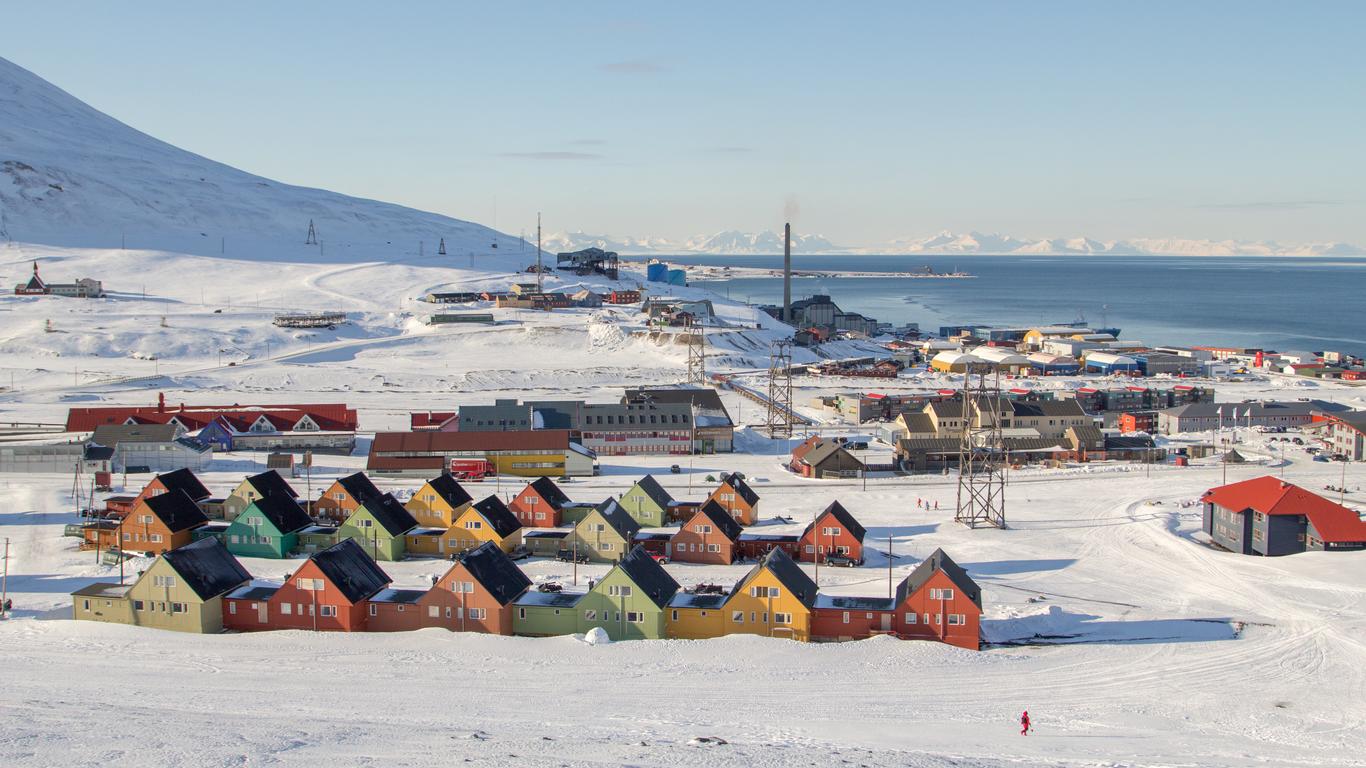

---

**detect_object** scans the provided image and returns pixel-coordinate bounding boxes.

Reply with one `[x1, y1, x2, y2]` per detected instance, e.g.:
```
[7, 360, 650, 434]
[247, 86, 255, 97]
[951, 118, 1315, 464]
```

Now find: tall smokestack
[783, 222, 792, 323]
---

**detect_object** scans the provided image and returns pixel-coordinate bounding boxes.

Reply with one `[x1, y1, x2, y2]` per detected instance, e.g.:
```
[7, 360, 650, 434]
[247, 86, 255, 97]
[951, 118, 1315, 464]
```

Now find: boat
[903, 265, 975, 278]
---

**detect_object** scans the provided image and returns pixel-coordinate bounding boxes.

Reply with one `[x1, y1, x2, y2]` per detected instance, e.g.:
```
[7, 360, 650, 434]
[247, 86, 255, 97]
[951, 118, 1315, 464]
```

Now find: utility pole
[2, 537, 10, 619]
[887, 533, 893, 600]
[536, 213, 544, 294]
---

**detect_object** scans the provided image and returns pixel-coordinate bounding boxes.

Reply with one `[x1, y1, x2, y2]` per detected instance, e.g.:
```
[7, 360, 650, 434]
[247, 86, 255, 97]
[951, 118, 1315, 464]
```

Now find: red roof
[937, 389, 957, 396]
[410, 411, 456, 430]
[1202, 476, 1366, 543]
[1077, 387, 1098, 394]
[67, 402, 357, 432]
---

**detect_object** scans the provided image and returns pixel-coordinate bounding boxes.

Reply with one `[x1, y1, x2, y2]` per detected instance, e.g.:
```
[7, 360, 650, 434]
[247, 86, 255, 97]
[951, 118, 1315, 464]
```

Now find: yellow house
[70, 538, 252, 634]
[223, 470, 298, 521]
[405, 474, 474, 528]
[722, 548, 818, 642]
[666, 592, 729, 640]
[443, 496, 524, 555]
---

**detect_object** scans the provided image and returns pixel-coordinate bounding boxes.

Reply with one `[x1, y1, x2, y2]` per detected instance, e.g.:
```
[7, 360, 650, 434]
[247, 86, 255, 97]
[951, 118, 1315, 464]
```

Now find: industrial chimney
[783, 222, 792, 323]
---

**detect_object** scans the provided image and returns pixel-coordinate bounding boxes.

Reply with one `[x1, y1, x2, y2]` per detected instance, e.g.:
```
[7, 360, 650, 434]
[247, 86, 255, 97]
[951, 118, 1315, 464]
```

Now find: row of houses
[73, 537, 983, 648]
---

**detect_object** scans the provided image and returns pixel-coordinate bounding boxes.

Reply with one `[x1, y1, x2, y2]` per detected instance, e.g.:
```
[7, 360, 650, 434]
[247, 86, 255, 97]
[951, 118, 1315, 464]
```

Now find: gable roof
[718, 472, 759, 506]
[796, 438, 859, 469]
[246, 495, 313, 535]
[67, 403, 358, 433]
[896, 411, 936, 434]
[91, 423, 180, 446]
[804, 500, 867, 542]
[152, 468, 210, 501]
[790, 435, 822, 463]
[307, 538, 392, 602]
[453, 541, 532, 606]
[592, 498, 641, 540]
[527, 477, 572, 509]
[425, 473, 473, 509]
[159, 538, 251, 600]
[1201, 476, 1366, 543]
[243, 470, 298, 501]
[356, 493, 420, 537]
[742, 547, 817, 608]
[896, 548, 982, 610]
[142, 490, 209, 533]
[631, 475, 673, 509]
[611, 545, 681, 609]
[472, 495, 523, 538]
[694, 500, 744, 541]
[335, 472, 382, 504]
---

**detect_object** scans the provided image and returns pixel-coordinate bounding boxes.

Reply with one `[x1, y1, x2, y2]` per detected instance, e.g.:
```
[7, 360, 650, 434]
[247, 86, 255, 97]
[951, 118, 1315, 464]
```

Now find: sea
[669, 254, 1366, 358]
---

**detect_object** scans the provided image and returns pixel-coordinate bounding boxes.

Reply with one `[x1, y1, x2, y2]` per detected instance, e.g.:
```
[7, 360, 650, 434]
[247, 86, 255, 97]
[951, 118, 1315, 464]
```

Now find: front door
[257, 602, 268, 624]
[880, 613, 892, 632]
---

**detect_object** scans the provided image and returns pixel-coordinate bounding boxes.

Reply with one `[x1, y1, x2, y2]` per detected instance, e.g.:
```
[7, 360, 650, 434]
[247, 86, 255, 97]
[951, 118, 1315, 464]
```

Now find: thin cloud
[708, 146, 754, 154]
[600, 59, 665, 74]
[499, 151, 603, 161]
[1196, 200, 1342, 212]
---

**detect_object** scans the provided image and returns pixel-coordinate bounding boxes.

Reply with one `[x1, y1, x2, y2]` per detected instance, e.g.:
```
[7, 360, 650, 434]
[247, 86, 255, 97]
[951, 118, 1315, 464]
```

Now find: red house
[607, 290, 641, 304]
[222, 539, 390, 632]
[812, 548, 983, 650]
[669, 501, 743, 564]
[798, 501, 867, 564]
[508, 477, 573, 527]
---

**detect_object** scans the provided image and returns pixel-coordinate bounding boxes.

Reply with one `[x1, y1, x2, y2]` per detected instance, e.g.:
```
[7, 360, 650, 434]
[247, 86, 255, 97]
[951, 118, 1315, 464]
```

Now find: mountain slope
[0, 56, 520, 263]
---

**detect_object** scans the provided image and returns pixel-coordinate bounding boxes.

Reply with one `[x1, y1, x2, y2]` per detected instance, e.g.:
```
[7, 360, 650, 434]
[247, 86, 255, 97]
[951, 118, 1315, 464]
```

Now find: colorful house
[72, 538, 251, 634]
[119, 490, 209, 555]
[708, 472, 760, 525]
[665, 591, 729, 639]
[618, 475, 674, 528]
[568, 499, 641, 563]
[797, 501, 867, 564]
[314, 472, 384, 524]
[444, 495, 524, 555]
[723, 547, 818, 641]
[337, 493, 420, 561]
[811, 548, 983, 650]
[373, 541, 533, 634]
[669, 500, 743, 564]
[509, 477, 573, 527]
[1201, 476, 1366, 555]
[576, 545, 680, 640]
[134, 467, 211, 510]
[405, 473, 473, 528]
[222, 495, 314, 558]
[513, 589, 585, 637]
[223, 470, 299, 521]
[223, 538, 391, 632]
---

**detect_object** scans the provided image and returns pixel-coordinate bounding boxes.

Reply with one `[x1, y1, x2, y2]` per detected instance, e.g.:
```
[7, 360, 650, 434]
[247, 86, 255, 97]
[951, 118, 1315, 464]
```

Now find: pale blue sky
[6, 2, 1364, 245]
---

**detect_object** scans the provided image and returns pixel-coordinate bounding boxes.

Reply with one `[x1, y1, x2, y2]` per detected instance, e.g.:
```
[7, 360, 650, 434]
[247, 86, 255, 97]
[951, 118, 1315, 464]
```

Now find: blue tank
[647, 263, 668, 282]
[667, 268, 687, 286]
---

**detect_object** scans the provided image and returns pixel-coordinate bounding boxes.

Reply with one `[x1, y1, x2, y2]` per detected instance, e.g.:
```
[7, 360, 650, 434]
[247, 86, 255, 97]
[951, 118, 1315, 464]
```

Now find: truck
[449, 458, 495, 481]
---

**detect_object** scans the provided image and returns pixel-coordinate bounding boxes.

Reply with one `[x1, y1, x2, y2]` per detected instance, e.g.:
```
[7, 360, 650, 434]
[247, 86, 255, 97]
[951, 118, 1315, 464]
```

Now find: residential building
[72, 538, 250, 633]
[708, 472, 760, 525]
[393, 542, 532, 635]
[1201, 476, 1366, 555]
[119, 490, 209, 555]
[336, 494, 420, 561]
[404, 473, 474, 528]
[668, 501, 743, 565]
[508, 477, 572, 527]
[223, 538, 391, 632]
[618, 475, 674, 528]
[1158, 400, 1352, 434]
[223, 470, 299, 520]
[798, 502, 866, 564]
[442, 495, 523, 555]
[567, 499, 641, 563]
[313, 472, 384, 524]
[723, 548, 819, 641]
[221, 495, 314, 559]
[1325, 412, 1366, 460]
[789, 436, 864, 479]
[575, 545, 681, 641]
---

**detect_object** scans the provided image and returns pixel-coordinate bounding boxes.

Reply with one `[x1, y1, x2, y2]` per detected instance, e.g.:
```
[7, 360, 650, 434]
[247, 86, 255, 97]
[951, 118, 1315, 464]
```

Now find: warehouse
[1083, 351, 1141, 375]
[929, 351, 985, 373]
[367, 430, 597, 477]
[1026, 352, 1080, 376]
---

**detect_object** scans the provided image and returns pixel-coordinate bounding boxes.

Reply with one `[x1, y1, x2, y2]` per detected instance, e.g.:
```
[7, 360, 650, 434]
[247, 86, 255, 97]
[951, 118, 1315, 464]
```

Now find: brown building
[669, 501, 743, 564]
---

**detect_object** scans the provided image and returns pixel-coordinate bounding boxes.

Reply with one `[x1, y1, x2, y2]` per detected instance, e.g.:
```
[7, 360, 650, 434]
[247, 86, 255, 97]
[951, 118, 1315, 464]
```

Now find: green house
[618, 475, 674, 528]
[337, 494, 419, 562]
[222, 496, 314, 559]
[577, 545, 680, 640]
[569, 499, 641, 563]
[513, 590, 584, 637]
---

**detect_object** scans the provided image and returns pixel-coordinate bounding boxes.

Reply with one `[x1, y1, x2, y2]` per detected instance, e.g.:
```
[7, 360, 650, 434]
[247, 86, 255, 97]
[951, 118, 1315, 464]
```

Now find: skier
[933, 500, 939, 510]
[1020, 710, 1031, 736]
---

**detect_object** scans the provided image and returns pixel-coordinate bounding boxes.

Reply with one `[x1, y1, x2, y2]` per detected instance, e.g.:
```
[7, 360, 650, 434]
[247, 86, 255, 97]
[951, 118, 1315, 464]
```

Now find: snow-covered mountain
[546, 227, 1364, 257]
[0, 56, 522, 263]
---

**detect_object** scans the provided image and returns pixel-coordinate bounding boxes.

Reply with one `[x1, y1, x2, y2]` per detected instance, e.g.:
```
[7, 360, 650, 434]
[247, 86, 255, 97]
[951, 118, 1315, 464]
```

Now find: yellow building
[71, 539, 252, 634]
[405, 474, 474, 528]
[666, 592, 729, 639]
[443, 497, 524, 555]
[722, 548, 818, 642]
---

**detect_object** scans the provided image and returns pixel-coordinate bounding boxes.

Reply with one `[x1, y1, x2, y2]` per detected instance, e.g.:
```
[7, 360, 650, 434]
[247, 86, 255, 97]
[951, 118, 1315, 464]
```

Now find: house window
[469, 608, 486, 620]
[170, 602, 187, 614]
[774, 613, 791, 624]
[319, 605, 337, 617]
[598, 542, 613, 551]
[707, 544, 720, 553]
[359, 519, 373, 528]
[732, 611, 744, 623]
[229, 602, 237, 615]
[518, 608, 526, 619]
[671, 610, 679, 621]
[929, 588, 954, 600]
[584, 609, 597, 621]
[696, 524, 712, 534]
[82, 599, 90, 611]
[153, 575, 175, 588]
[948, 614, 965, 626]
[397, 605, 405, 612]
[821, 527, 841, 536]
[609, 585, 632, 597]
[803, 544, 815, 553]
[149, 534, 163, 543]
[627, 611, 643, 622]
[465, 520, 482, 530]
[428, 606, 439, 618]
[842, 611, 850, 624]
[133, 600, 144, 611]
[282, 603, 293, 615]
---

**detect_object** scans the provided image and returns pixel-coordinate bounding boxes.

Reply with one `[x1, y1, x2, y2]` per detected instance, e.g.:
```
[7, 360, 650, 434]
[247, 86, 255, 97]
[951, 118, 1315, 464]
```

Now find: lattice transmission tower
[685, 317, 707, 386]
[765, 340, 795, 439]
[954, 364, 1007, 529]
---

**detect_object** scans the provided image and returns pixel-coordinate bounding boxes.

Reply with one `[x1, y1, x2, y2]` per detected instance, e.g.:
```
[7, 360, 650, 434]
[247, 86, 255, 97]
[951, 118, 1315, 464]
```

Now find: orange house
[370, 541, 532, 635]
[135, 468, 212, 508]
[669, 500, 742, 564]
[314, 472, 384, 524]
[508, 477, 573, 527]
[797, 501, 867, 564]
[118, 490, 209, 556]
[708, 472, 760, 525]
[222, 538, 391, 633]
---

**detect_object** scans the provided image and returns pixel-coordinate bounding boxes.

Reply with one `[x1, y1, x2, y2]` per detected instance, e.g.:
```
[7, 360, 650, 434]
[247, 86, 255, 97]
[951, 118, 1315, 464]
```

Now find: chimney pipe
[783, 222, 792, 324]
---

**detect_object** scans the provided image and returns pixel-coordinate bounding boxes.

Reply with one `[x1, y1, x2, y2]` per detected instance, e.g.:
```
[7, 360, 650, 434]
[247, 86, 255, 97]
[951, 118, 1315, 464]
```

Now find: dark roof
[736, 532, 800, 543]
[594, 498, 642, 539]
[797, 439, 862, 470]
[308, 538, 391, 602]
[245, 470, 298, 501]
[371, 589, 427, 605]
[528, 477, 572, 509]
[896, 548, 982, 610]
[143, 489, 209, 533]
[1106, 435, 1156, 450]
[247, 494, 313, 534]
[719, 473, 759, 506]
[456, 541, 532, 606]
[90, 423, 180, 446]
[668, 592, 729, 609]
[632, 475, 674, 509]
[613, 545, 681, 609]
[695, 500, 744, 541]
[154, 468, 210, 501]
[426, 473, 473, 508]
[228, 585, 280, 601]
[523, 529, 569, 540]
[472, 495, 523, 538]
[744, 548, 817, 607]
[897, 437, 961, 454]
[804, 500, 866, 542]
[357, 493, 419, 536]
[336, 472, 383, 504]
[815, 594, 896, 611]
[160, 538, 252, 600]
[1010, 400, 1086, 418]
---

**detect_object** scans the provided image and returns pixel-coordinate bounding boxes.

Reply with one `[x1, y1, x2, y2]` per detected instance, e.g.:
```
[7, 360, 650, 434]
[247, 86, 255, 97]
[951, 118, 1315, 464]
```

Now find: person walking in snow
[933, 500, 939, 510]
[1020, 710, 1031, 735]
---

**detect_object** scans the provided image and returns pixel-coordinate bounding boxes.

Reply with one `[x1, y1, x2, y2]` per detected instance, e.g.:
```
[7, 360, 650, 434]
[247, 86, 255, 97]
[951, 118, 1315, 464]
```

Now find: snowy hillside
[0, 56, 522, 263]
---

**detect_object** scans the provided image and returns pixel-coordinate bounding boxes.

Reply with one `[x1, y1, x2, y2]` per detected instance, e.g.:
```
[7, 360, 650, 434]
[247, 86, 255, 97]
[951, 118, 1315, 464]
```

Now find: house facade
[722, 548, 818, 641]
[574, 546, 680, 640]
[508, 477, 572, 527]
[221, 495, 313, 558]
[223, 470, 299, 521]
[708, 473, 760, 525]
[797, 501, 867, 564]
[618, 475, 674, 528]
[119, 490, 209, 555]
[337, 494, 419, 561]
[668, 501, 742, 564]
[405, 473, 474, 528]
[223, 539, 391, 632]
[314, 472, 384, 524]
[1201, 476, 1366, 555]
[72, 538, 250, 634]
[567, 500, 640, 563]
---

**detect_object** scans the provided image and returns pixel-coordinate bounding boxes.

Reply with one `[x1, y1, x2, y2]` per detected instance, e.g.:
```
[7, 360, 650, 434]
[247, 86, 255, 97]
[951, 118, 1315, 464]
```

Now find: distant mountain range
[544, 229, 1365, 257]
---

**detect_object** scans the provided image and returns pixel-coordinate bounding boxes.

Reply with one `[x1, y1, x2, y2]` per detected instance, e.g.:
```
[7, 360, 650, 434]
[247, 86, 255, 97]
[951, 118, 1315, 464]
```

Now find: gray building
[1326, 412, 1366, 460]
[0, 441, 112, 474]
[455, 393, 731, 455]
[1159, 400, 1352, 434]
[623, 387, 734, 453]
[90, 424, 213, 472]
[1202, 476, 1366, 555]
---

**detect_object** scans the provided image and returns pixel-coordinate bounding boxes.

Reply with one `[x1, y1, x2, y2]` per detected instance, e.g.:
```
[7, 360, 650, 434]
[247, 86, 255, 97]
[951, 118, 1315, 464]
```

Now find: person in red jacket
[1020, 710, 1031, 735]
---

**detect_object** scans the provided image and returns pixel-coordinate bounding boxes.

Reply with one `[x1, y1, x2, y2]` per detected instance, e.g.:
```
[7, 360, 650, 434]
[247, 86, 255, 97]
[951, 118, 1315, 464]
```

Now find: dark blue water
[668, 254, 1366, 356]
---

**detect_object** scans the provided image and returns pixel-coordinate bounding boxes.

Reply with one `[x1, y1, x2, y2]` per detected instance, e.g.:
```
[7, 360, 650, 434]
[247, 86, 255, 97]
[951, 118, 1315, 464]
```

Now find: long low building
[367, 430, 597, 477]
[0, 441, 113, 474]
[1158, 400, 1352, 434]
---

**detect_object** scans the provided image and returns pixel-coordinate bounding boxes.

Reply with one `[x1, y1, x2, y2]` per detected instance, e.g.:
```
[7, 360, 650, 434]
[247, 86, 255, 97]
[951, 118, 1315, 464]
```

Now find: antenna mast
[536, 213, 543, 293]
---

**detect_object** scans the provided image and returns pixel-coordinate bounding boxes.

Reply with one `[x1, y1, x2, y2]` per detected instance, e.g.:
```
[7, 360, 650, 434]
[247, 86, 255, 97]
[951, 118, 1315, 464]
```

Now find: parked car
[555, 549, 589, 564]
[1313, 455, 1330, 462]
[669, 464, 681, 474]
[823, 553, 863, 568]
[649, 552, 670, 564]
